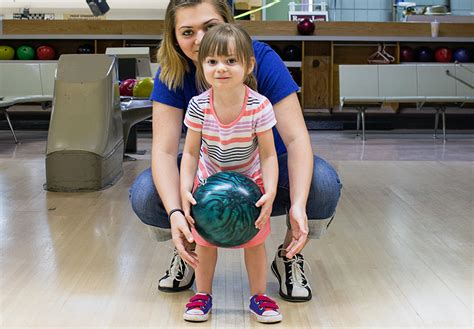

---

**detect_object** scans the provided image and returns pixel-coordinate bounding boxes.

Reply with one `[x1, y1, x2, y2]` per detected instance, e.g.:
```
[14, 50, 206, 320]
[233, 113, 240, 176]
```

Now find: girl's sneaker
[183, 293, 212, 322]
[249, 294, 282, 323]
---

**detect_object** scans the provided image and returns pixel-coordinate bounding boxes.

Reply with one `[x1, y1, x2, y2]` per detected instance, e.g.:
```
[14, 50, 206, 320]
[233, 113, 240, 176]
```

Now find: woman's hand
[170, 211, 198, 268]
[254, 192, 275, 230]
[285, 204, 309, 259]
[182, 191, 197, 225]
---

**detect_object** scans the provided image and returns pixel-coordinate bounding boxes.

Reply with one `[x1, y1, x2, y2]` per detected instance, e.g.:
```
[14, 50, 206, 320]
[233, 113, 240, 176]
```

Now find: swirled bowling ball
[191, 171, 262, 248]
[16, 45, 35, 60]
[297, 18, 315, 35]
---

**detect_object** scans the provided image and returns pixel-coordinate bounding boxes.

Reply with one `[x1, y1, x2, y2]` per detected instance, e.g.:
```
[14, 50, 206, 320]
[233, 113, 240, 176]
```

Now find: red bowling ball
[36, 45, 55, 60]
[119, 79, 137, 97]
[297, 18, 315, 35]
[434, 47, 452, 63]
[400, 46, 415, 62]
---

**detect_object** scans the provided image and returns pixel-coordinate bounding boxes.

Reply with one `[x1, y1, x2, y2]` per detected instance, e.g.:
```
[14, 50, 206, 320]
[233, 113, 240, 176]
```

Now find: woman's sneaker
[183, 293, 212, 322]
[158, 248, 195, 292]
[249, 294, 282, 323]
[271, 244, 312, 301]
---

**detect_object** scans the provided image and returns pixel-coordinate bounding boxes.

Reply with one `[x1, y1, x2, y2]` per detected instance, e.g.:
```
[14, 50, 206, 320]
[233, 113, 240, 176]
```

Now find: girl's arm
[254, 128, 278, 229]
[180, 128, 202, 225]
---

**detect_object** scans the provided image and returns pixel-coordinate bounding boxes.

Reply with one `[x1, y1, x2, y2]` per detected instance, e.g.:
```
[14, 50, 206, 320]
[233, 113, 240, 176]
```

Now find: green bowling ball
[191, 171, 262, 248]
[16, 45, 35, 60]
[0, 46, 15, 60]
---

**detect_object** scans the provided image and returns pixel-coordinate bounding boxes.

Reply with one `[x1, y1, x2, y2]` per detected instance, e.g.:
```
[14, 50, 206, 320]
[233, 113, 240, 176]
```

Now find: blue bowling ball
[452, 48, 472, 63]
[191, 171, 262, 248]
[416, 47, 434, 62]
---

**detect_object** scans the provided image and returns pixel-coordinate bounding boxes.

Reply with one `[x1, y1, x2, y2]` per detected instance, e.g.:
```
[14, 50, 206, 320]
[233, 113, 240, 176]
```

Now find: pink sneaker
[183, 293, 212, 322]
[249, 294, 282, 323]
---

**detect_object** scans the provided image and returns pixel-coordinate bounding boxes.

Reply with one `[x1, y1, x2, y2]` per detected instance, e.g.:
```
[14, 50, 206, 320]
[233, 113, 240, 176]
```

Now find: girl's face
[174, 2, 225, 63]
[202, 43, 254, 91]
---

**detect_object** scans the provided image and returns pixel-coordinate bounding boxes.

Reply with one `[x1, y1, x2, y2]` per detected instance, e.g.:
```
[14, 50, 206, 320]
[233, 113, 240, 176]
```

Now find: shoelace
[186, 294, 210, 310]
[168, 249, 186, 282]
[254, 295, 279, 311]
[278, 248, 311, 288]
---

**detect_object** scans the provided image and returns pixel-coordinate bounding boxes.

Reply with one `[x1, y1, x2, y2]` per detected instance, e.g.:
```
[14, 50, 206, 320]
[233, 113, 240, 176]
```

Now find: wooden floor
[0, 129, 473, 328]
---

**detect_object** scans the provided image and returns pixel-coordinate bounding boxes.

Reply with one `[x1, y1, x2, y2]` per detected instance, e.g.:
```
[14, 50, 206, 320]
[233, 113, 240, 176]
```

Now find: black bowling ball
[283, 45, 301, 61]
[77, 44, 94, 54]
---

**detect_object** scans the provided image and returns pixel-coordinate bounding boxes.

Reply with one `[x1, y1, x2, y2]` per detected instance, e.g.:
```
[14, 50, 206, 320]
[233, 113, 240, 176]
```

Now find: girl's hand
[254, 193, 275, 230]
[182, 191, 197, 225]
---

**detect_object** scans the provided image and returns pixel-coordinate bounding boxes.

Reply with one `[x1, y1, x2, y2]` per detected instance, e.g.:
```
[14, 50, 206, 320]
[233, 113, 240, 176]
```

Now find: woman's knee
[129, 168, 170, 228]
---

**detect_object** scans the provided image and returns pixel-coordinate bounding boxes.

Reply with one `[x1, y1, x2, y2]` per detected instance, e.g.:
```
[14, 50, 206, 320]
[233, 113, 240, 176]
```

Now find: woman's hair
[196, 23, 257, 92]
[158, 0, 234, 90]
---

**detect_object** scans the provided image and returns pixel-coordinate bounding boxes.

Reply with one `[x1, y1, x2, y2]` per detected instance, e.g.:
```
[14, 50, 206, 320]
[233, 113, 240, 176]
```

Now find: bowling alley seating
[339, 63, 474, 141]
[0, 61, 56, 143]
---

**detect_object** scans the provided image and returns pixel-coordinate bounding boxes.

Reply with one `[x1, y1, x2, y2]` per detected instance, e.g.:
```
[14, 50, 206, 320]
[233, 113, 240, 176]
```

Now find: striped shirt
[184, 86, 277, 189]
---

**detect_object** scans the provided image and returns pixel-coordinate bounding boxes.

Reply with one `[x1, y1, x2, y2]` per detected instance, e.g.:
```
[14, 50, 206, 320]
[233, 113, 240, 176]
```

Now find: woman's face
[174, 2, 225, 63]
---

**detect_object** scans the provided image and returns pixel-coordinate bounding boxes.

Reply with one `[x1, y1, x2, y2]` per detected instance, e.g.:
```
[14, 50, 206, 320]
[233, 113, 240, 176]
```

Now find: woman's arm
[254, 128, 279, 229]
[180, 129, 201, 225]
[273, 93, 313, 258]
[151, 101, 198, 267]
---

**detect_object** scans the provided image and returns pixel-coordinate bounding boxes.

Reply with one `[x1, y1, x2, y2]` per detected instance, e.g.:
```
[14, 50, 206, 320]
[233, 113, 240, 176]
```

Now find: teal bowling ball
[191, 171, 262, 248]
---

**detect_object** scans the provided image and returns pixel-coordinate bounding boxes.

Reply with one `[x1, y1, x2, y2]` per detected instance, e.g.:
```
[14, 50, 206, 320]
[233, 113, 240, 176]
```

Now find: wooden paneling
[302, 41, 332, 109]
[4, 20, 473, 38]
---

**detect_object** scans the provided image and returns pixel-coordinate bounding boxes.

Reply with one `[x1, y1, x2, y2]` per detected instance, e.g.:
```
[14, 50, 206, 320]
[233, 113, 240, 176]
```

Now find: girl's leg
[195, 245, 218, 294]
[244, 243, 267, 296]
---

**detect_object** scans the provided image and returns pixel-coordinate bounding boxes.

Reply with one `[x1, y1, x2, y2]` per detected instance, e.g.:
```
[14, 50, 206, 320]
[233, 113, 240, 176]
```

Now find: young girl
[179, 23, 281, 323]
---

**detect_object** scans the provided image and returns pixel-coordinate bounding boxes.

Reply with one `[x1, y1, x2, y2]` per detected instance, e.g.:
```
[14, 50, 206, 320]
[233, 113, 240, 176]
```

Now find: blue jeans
[129, 153, 342, 240]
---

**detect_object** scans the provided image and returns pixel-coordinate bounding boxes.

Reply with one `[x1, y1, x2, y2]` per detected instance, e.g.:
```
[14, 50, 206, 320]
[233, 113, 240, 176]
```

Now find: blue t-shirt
[151, 40, 299, 155]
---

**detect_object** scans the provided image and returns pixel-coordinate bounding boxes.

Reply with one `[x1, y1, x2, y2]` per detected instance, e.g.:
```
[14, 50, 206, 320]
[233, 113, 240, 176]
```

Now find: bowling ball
[452, 48, 471, 63]
[0, 45, 15, 60]
[119, 79, 137, 97]
[133, 78, 154, 98]
[36, 45, 56, 60]
[283, 45, 301, 61]
[400, 46, 415, 62]
[16, 45, 35, 60]
[77, 44, 93, 54]
[191, 171, 262, 248]
[434, 47, 452, 63]
[297, 18, 315, 36]
[416, 47, 434, 62]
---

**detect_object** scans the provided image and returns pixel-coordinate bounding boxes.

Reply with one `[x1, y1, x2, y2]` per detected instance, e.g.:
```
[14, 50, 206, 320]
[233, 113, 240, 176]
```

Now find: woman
[129, 0, 342, 302]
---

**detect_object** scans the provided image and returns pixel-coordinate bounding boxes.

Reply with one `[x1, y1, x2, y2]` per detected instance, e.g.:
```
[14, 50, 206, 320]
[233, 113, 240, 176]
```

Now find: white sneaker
[158, 249, 195, 292]
[271, 244, 312, 301]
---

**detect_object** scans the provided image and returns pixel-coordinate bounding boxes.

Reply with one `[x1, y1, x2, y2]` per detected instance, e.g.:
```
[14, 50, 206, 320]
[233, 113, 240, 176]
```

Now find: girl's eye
[182, 30, 193, 37]
[207, 59, 217, 65]
[227, 58, 237, 64]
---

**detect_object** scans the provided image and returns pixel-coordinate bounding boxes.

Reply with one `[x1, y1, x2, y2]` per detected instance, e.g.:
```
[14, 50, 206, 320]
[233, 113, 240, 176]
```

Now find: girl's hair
[196, 23, 257, 92]
[158, 0, 234, 91]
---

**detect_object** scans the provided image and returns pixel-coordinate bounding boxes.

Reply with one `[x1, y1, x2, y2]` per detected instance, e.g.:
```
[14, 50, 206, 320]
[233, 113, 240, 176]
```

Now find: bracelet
[168, 208, 185, 222]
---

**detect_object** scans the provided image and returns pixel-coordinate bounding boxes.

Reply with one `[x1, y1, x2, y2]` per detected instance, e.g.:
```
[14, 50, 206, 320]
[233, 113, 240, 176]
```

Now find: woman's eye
[206, 24, 216, 30]
[182, 30, 193, 37]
